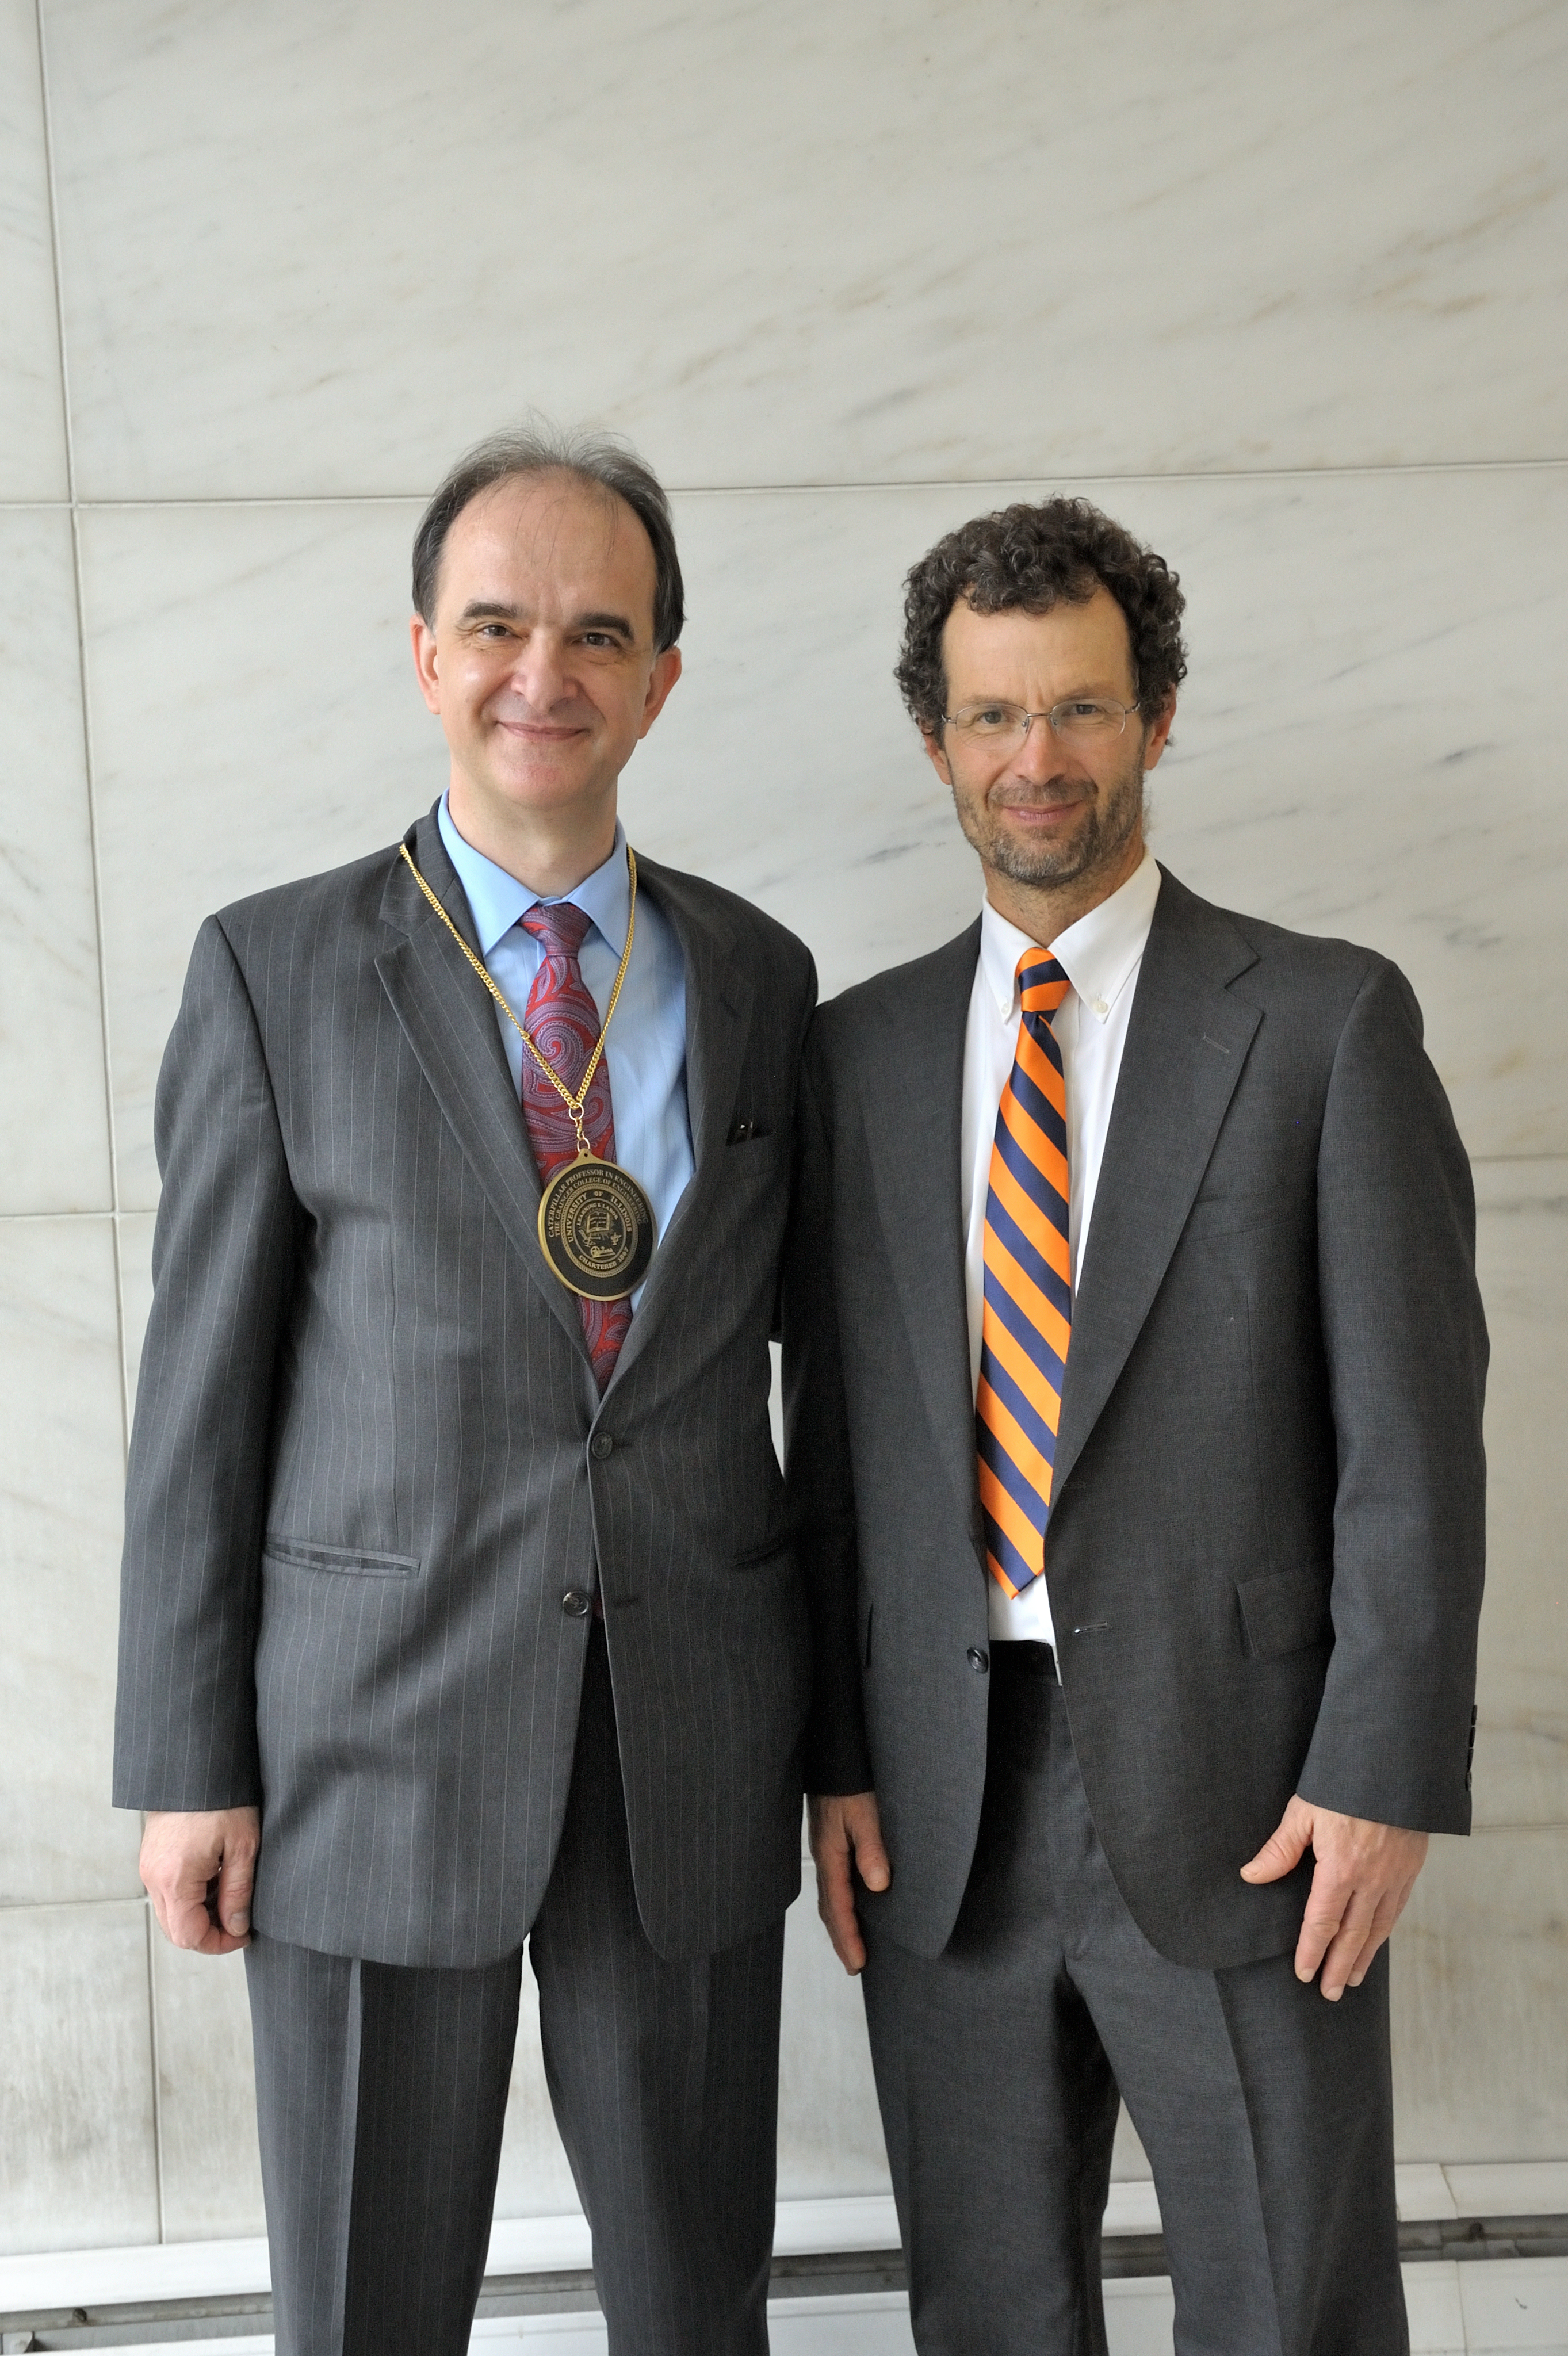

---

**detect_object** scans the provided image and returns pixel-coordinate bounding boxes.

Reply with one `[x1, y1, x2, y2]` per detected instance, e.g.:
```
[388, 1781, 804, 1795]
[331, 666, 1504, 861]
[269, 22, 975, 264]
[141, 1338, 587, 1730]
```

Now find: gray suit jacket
[115, 806, 817, 1968]
[788, 869, 1487, 1969]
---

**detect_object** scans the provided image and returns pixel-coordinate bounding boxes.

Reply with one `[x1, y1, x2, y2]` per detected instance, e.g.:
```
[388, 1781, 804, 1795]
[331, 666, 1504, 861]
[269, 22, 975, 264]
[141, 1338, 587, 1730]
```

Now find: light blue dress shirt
[437, 795, 694, 1299]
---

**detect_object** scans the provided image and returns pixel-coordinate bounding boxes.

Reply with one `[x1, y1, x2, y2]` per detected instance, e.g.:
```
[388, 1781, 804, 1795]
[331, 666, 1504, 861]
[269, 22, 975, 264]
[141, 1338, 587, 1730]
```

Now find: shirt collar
[437, 793, 630, 959]
[979, 848, 1162, 1024]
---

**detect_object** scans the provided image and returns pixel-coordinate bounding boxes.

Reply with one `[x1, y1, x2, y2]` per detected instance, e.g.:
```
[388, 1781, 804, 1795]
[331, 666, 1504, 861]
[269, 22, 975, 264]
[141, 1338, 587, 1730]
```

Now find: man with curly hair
[788, 496, 1487, 2352]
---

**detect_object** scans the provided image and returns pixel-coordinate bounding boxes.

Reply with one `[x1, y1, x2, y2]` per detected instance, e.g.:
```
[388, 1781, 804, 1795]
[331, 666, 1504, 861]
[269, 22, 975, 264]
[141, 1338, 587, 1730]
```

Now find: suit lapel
[375, 809, 589, 1363]
[599, 855, 754, 1389]
[1050, 870, 1262, 1503]
[861, 924, 984, 1557]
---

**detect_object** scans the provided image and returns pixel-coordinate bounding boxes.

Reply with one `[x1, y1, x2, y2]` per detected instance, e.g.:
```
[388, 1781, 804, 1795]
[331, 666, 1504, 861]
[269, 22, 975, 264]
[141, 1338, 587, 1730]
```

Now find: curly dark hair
[894, 496, 1187, 735]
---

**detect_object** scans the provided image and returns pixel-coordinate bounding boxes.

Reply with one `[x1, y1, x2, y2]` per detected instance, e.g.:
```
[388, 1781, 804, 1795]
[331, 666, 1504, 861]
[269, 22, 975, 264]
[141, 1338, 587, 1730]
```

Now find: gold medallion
[399, 840, 660, 1303]
[537, 1153, 656, 1300]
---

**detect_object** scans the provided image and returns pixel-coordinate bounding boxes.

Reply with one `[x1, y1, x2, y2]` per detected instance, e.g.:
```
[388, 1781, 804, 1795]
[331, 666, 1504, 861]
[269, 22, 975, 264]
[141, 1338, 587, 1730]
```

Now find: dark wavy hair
[894, 496, 1187, 735]
[412, 422, 684, 651]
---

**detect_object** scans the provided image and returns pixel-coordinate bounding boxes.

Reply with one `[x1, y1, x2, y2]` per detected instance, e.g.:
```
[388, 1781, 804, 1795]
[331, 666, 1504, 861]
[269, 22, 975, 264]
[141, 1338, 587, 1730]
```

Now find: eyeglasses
[942, 697, 1141, 751]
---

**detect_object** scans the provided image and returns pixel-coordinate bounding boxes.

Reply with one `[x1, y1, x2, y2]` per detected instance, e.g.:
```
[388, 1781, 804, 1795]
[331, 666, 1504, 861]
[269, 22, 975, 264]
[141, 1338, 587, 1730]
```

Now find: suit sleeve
[783, 1018, 874, 1796]
[1297, 957, 1488, 1833]
[113, 916, 301, 1811]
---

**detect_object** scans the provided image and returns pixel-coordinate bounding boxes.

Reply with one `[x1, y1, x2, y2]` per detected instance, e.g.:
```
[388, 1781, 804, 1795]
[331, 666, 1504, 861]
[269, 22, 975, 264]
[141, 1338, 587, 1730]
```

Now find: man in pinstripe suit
[114, 429, 817, 2356]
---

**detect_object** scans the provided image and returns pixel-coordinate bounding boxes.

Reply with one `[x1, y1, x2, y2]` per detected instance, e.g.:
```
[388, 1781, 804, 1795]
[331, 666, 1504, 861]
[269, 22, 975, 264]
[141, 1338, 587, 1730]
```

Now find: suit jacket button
[561, 1590, 592, 1617]
[590, 1433, 615, 1460]
[967, 1647, 989, 1673]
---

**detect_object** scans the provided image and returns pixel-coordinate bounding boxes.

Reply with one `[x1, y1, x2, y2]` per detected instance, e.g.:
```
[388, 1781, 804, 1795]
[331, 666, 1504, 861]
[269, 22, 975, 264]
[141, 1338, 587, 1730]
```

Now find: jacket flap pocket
[263, 1536, 420, 1579]
[1236, 1567, 1331, 1659]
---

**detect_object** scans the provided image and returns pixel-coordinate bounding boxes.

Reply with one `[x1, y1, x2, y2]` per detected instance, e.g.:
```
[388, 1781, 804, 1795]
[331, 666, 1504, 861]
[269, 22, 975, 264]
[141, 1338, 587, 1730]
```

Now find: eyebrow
[456, 601, 637, 643]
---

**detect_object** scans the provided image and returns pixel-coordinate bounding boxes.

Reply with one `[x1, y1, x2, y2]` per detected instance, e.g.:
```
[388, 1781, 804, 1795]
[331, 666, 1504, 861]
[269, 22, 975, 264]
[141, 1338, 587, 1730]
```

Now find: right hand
[808, 1791, 891, 1974]
[139, 1807, 261, 1954]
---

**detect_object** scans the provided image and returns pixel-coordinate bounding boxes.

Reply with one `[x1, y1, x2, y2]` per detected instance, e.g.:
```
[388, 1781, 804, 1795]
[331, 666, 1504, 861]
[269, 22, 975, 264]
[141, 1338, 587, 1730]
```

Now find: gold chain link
[399, 841, 638, 1159]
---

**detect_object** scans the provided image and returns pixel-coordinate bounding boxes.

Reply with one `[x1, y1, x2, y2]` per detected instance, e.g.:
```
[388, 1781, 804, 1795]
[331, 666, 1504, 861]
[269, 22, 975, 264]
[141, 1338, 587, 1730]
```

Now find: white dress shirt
[437, 794, 695, 1307]
[962, 850, 1163, 1645]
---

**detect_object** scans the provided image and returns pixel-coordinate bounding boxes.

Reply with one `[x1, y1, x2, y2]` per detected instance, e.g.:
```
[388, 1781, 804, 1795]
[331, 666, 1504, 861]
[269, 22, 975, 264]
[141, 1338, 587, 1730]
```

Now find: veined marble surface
[38, 0, 1568, 499]
[0, 0, 67, 500]
[0, 1215, 138, 1907]
[0, 1900, 158, 2256]
[77, 464, 1568, 1206]
[0, 508, 112, 1213]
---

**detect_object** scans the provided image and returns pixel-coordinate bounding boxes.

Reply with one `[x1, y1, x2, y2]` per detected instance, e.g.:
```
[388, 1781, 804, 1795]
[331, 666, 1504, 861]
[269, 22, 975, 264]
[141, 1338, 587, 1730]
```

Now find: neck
[446, 775, 618, 898]
[983, 826, 1145, 948]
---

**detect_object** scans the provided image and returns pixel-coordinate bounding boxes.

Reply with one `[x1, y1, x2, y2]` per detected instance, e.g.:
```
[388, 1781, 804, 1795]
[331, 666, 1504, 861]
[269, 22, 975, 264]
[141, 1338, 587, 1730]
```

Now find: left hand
[1241, 1794, 1428, 2001]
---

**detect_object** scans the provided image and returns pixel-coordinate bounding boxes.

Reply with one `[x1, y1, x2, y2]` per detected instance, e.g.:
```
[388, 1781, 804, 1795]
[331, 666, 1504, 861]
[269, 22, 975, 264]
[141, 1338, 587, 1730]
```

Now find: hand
[140, 1807, 261, 1955]
[1241, 1794, 1428, 2001]
[808, 1791, 892, 1975]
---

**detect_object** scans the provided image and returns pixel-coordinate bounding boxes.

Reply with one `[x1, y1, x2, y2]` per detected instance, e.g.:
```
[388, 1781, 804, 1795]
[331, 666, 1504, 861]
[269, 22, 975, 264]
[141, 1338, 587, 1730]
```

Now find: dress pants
[860, 1641, 1408, 2356]
[245, 1623, 786, 2356]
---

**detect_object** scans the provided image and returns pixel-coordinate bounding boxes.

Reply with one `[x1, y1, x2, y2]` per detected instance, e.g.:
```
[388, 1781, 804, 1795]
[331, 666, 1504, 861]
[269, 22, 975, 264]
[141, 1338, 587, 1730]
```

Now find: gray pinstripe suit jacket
[790, 870, 1489, 1969]
[114, 806, 817, 1968]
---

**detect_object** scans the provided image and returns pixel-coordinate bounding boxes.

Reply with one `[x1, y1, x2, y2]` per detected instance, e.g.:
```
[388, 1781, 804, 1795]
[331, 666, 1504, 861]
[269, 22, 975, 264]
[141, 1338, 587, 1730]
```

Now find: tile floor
[73, 2260, 1568, 2355]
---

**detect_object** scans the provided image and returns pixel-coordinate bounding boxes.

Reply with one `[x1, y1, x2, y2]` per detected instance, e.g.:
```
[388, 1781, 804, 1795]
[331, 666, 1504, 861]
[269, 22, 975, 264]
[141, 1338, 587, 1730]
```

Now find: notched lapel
[601, 858, 753, 1387]
[375, 813, 587, 1361]
[861, 925, 984, 1558]
[1051, 873, 1261, 1502]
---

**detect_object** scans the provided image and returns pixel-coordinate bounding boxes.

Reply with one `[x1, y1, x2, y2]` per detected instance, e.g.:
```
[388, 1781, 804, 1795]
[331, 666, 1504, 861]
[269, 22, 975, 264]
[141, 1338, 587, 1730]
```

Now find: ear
[920, 723, 953, 786]
[1141, 691, 1176, 771]
[637, 644, 683, 739]
[410, 613, 442, 716]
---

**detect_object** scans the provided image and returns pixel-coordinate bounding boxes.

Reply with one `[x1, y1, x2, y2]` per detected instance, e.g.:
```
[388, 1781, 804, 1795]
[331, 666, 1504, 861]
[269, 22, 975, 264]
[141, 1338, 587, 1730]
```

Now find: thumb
[855, 1819, 892, 1893]
[1241, 1806, 1311, 1885]
[216, 1840, 255, 1938]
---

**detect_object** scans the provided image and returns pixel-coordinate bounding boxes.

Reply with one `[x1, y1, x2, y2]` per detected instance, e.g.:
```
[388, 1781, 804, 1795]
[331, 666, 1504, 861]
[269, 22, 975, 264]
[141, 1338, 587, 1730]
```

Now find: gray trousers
[245, 1625, 785, 2356]
[861, 1641, 1408, 2356]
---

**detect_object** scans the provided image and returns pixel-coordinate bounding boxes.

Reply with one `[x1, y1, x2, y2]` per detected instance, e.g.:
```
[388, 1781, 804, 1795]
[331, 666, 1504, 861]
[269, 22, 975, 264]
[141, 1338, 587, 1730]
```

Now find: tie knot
[1017, 952, 1070, 1016]
[522, 899, 592, 962]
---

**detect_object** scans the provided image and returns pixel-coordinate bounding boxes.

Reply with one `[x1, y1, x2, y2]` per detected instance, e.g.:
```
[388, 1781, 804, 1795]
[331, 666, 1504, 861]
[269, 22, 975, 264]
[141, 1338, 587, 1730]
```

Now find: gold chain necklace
[399, 841, 657, 1302]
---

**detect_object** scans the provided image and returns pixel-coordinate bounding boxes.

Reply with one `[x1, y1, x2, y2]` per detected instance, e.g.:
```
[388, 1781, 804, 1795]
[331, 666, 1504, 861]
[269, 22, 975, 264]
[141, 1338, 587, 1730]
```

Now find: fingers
[140, 1808, 260, 1956]
[1287, 1812, 1429, 1998]
[1240, 1796, 1312, 1885]
[807, 1792, 888, 1976]
[816, 1832, 867, 1975]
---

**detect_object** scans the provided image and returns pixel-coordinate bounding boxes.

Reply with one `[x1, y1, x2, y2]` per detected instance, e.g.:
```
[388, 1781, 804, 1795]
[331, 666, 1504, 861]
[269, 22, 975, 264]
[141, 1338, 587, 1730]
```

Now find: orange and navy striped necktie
[976, 950, 1072, 1599]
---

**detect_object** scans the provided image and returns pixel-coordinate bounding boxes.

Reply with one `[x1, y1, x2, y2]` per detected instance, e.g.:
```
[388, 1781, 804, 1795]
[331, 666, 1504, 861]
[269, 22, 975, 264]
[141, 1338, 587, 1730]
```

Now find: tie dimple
[518, 900, 630, 1393]
[975, 952, 1073, 1600]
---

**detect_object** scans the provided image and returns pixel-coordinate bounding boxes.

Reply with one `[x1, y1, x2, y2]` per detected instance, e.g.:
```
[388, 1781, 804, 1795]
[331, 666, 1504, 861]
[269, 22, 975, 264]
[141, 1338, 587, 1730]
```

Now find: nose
[1009, 712, 1069, 783]
[507, 629, 571, 712]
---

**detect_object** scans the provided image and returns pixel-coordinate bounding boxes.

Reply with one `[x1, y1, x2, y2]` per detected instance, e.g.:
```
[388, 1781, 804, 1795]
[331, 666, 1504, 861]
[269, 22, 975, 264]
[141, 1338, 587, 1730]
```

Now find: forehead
[438, 471, 656, 622]
[942, 584, 1134, 691]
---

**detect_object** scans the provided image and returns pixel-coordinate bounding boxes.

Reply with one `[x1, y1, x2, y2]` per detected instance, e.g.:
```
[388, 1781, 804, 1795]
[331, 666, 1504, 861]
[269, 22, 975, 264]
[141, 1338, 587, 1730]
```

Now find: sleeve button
[967, 1646, 989, 1673]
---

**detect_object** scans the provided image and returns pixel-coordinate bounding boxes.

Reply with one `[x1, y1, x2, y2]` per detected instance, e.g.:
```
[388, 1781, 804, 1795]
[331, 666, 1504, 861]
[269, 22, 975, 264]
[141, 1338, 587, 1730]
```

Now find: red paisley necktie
[518, 900, 631, 1393]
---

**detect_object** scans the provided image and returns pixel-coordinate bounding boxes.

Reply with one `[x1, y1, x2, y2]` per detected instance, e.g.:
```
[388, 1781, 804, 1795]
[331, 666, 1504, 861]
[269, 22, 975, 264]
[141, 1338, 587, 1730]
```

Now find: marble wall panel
[0, 0, 67, 500]
[630, 466, 1568, 1157]
[777, 1883, 893, 2199]
[79, 468, 1568, 1208]
[0, 1214, 139, 1905]
[0, 1899, 158, 2254]
[151, 1939, 266, 2242]
[0, 508, 112, 1213]
[1391, 1827, 1568, 2164]
[1471, 1165, 1568, 1831]
[41, 0, 1568, 500]
[76, 499, 430, 1208]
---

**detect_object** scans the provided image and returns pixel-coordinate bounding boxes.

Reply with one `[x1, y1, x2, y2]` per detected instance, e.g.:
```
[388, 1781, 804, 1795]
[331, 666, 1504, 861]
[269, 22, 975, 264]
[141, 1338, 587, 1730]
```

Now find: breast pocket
[262, 1536, 420, 1579]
